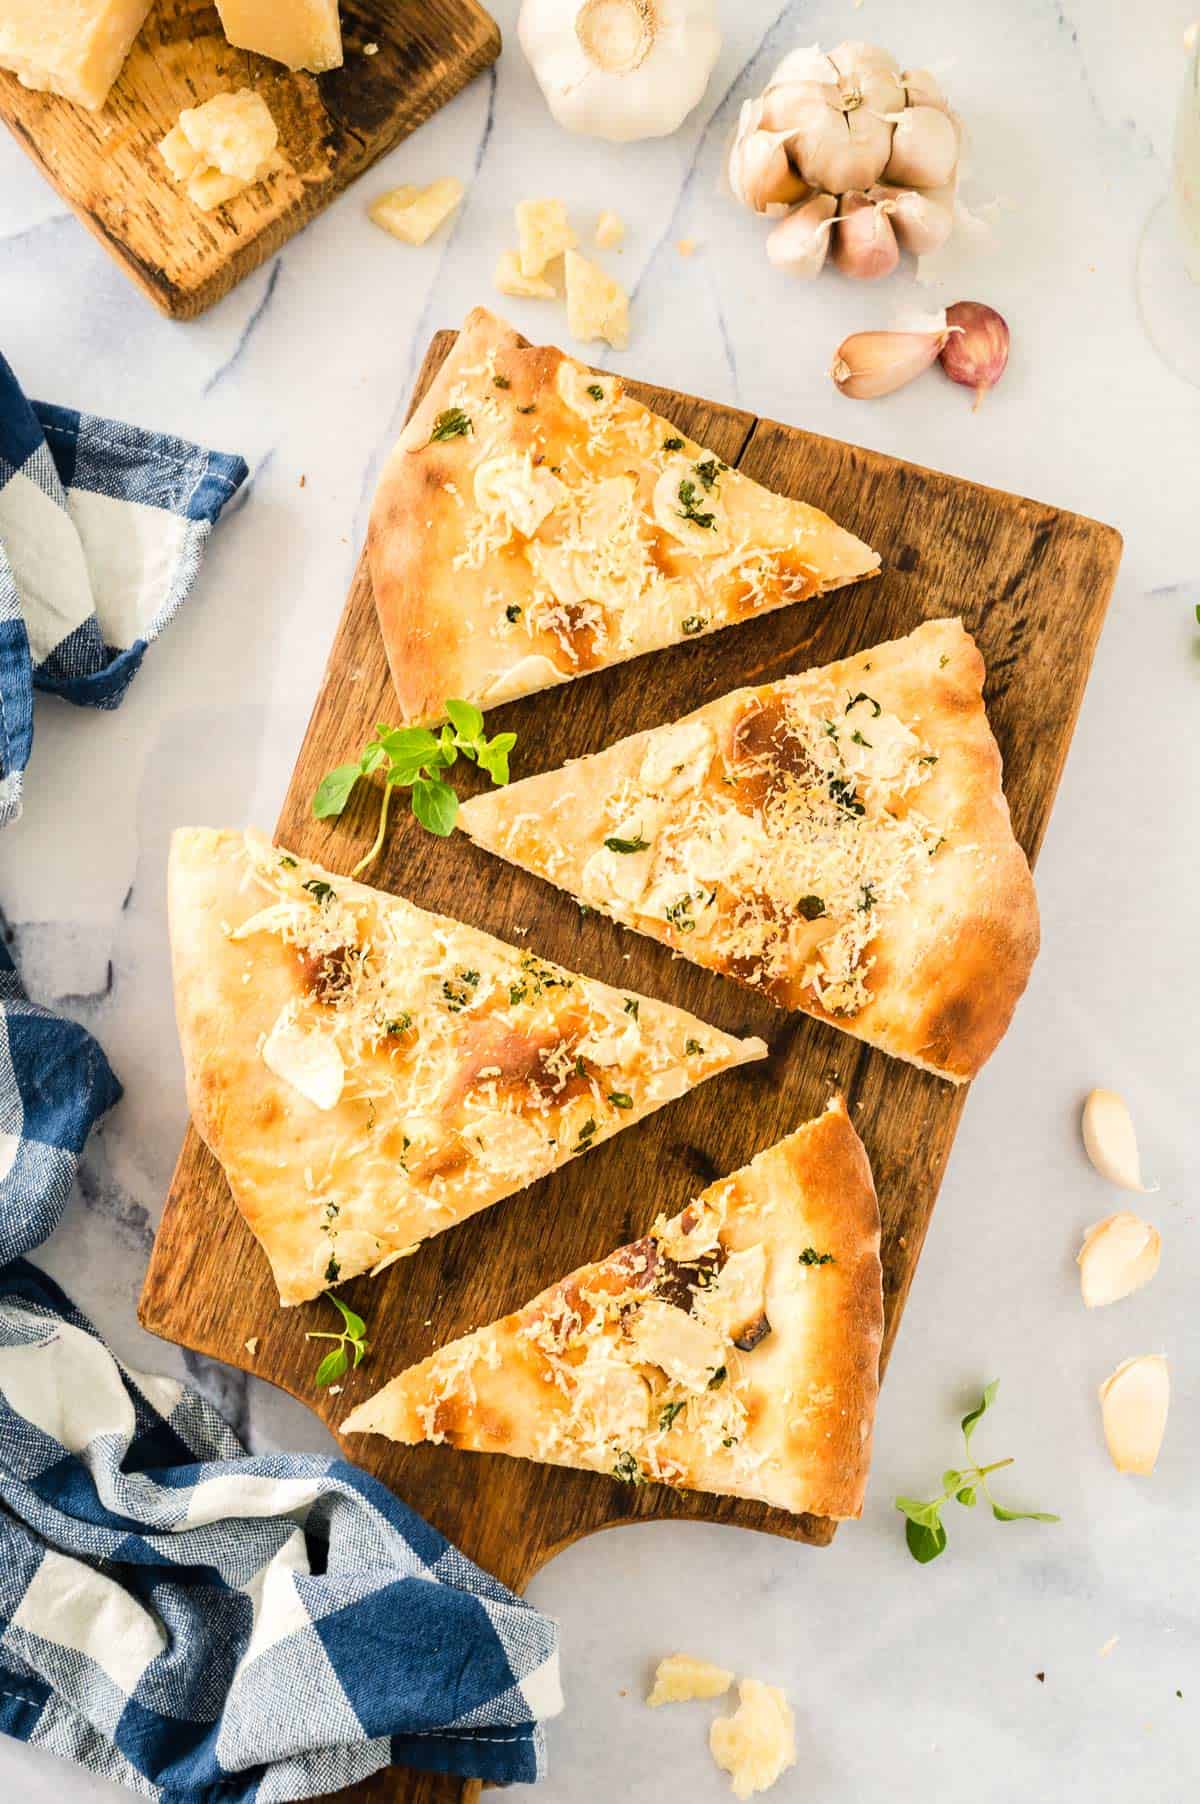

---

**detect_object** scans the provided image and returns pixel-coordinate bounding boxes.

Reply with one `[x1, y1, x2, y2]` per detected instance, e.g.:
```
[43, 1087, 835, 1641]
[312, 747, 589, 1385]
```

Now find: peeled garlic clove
[940, 300, 1010, 409]
[902, 66, 950, 113]
[867, 184, 954, 257]
[832, 191, 899, 280]
[790, 103, 893, 195]
[1098, 1356, 1169, 1475]
[766, 192, 837, 278]
[1080, 1088, 1149, 1192]
[1077, 1213, 1162, 1308]
[884, 103, 959, 188]
[831, 326, 946, 398]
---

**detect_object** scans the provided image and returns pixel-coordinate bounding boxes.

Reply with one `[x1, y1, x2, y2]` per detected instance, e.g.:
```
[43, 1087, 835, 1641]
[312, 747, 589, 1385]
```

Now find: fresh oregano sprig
[306, 1294, 369, 1388]
[894, 1380, 1059, 1564]
[313, 699, 516, 873]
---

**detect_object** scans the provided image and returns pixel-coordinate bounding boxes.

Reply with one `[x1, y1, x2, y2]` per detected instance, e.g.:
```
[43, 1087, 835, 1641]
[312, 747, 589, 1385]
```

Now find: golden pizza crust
[343, 1097, 883, 1520]
[458, 618, 1039, 1082]
[368, 307, 880, 727]
[168, 828, 766, 1305]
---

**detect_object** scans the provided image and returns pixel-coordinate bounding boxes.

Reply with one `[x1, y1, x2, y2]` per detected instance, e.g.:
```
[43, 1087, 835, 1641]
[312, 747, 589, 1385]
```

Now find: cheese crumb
[244, 1337, 259, 1356]
[494, 250, 557, 300]
[676, 237, 700, 257]
[595, 209, 626, 249]
[369, 178, 464, 245]
[564, 249, 629, 350]
[709, 1679, 797, 1799]
[159, 89, 278, 211]
[647, 1653, 734, 1707]
[516, 197, 577, 278]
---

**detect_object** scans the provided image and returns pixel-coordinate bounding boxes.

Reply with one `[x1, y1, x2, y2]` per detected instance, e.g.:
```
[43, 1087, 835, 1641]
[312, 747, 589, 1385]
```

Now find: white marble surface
[2, 1, 1198, 1799]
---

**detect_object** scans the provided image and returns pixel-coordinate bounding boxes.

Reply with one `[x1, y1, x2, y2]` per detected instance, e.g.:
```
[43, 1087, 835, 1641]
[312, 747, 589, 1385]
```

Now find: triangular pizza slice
[368, 306, 879, 727]
[169, 829, 766, 1306]
[343, 1097, 883, 1520]
[459, 618, 1039, 1082]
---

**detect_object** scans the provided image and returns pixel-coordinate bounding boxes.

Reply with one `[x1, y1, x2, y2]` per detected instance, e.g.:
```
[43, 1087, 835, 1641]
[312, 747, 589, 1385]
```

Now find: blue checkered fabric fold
[0, 1262, 561, 1798]
[0, 349, 248, 826]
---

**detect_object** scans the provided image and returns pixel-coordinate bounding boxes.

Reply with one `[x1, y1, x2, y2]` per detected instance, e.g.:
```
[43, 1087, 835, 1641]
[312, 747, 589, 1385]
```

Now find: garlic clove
[758, 78, 837, 132]
[867, 184, 954, 257]
[829, 39, 901, 77]
[830, 326, 946, 398]
[727, 117, 811, 214]
[832, 191, 899, 280]
[1098, 1356, 1169, 1475]
[828, 42, 906, 117]
[1080, 1088, 1150, 1192]
[901, 66, 951, 113]
[766, 43, 837, 88]
[883, 103, 959, 188]
[1077, 1213, 1162, 1308]
[787, 102, 893, 195]
[939, 300, 1010, 408]
[765, 191, 837, 278]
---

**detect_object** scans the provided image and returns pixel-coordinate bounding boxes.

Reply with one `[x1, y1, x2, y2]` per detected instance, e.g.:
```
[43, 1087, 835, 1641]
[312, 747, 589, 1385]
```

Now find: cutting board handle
[328, 1764, 479, 1802]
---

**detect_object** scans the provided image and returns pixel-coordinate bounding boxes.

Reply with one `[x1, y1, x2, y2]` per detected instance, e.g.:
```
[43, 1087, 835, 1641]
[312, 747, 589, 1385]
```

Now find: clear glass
[1137, 34, 1200, 386]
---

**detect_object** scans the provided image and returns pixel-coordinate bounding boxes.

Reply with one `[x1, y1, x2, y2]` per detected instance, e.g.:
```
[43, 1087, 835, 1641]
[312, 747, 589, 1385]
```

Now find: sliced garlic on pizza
[343, 1096, 883, 1520]
[459, 617, 1039, 1082]
[168, 829, 766, 1306]
[368, 306, 879, 727]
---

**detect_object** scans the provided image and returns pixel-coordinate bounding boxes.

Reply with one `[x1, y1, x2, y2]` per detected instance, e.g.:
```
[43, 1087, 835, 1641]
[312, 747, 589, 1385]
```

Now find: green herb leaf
[428, 407, 472, 443]
[608, 1091, 633, 1110]
[411, 776, 459, 836]
[991, 1504, 1060, 1524]
[505, 603, 522, 622]
[905, 1515, 948, 1563]
[303, 879, 335, 905]
[707, 1365, 727, 1390]
[798, 1247, 834, 1266]
[314, 1346, 349, 1387]
[604, 832, 650, 854]
[307, 1291, 369, 1389]
[444, 698, 485, 742]
[797, 895, 825, 920]
[895, 1495, 945, 1529]
[586, 383, 605, 401]
[493, 374, 511, 389]
[659, 1400, 685, 1432]
[475, 732, 517, 785]
[612, 1449, 645, 1485]
[624, 998, 640, 1019]
[663, 436, 684, 450]
[845, 691, 882, 718]
[313, 765, 361, 819]
[327, 1294, 366, 1340]
[961, 1380, 1000, 1450]
[681, 615, 707, 635]
[956, 1486, 978, 1507]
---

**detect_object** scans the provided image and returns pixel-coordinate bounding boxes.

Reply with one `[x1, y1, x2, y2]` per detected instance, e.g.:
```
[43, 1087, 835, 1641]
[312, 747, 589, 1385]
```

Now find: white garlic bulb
[519, 0, 721, 142]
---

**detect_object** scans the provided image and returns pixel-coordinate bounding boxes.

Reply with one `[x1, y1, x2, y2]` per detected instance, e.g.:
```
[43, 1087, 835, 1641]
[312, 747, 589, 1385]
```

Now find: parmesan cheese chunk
[215, 0, 342, 71]
[261, 1015, 345, 1112]
[0, 0, 153, 111]
[647, 1653, 734, 1707]
[159, 89, 278, 212]
[624, 1299, 726, 1392]
[369, 179, 464, 245]
[516, 197, 577, 277]
[595, 209, 626, 250]
[493, 251, 557, 300]
[564, 249, 629, 350]
[709, 1679, 797, 1799]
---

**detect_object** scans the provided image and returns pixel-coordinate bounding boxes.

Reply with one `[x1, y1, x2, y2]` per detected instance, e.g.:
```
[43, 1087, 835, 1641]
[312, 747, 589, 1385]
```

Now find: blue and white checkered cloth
[0, 361, 562, 1795]
[0, 348, 248, 828]
[0, 1261, 562, 1797]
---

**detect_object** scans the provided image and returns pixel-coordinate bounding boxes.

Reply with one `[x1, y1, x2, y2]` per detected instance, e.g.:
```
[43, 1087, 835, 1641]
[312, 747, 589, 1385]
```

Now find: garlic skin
[901, 66, 950, 113]
[1099, 1355, 1169, 1475]
[832, 191, 899, 280]
[1077, 1213, 1162, 1308]
[728, 103, 811, 214]
[765, 191, 836, 277]
[831, 324, 948, 398]
[884, 103, 959, 187]
[519, 0, 721, 142]
[1080, 1088, 1150, 1192]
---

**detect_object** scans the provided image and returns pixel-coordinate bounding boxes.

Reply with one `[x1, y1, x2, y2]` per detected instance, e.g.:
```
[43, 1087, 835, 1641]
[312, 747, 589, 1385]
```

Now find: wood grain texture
[0, 1, 500, 318]
[140, 331, 1122, 1804]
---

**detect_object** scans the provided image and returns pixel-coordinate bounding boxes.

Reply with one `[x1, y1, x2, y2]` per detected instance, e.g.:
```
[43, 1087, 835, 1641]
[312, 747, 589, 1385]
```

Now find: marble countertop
[2, 1, 1198, 1799]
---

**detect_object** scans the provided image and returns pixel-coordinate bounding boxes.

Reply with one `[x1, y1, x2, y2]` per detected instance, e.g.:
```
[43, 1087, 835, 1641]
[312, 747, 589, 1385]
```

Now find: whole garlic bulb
[726, 38, 964, 281]
[519, 0, 721, 142]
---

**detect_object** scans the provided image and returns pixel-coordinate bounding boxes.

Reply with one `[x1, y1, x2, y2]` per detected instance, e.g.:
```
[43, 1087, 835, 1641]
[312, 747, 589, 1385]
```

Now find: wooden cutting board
[140, 329, 1121, 1803]
[0, 1, 499, 318]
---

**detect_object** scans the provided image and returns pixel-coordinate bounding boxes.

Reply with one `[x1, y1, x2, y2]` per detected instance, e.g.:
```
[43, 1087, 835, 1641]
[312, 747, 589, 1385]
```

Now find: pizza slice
[169, 828, 766, 1306]
[368, 306, 880, 727]
[458, 617, 1039, 1082]
[342, 1096, 883, 1520]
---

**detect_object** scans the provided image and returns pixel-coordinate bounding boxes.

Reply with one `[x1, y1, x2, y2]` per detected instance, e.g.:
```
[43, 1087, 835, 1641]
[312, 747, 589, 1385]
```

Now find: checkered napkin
[0, 1261, 562, 1797]
[0, 349, 248, 828]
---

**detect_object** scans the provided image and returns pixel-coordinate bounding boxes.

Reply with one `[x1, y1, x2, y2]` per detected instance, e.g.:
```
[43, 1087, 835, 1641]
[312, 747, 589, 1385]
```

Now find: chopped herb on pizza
[368, 307, 880, 727]
[343, 1097, 883, 1520]
[168, 828, 766, 1306]
[459, 618, 1039, 1082]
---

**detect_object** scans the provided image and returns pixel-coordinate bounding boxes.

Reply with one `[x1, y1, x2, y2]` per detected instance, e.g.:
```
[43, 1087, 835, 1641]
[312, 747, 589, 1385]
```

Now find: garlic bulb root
[519, 0, 722, 142]
[726, 37, 964, 280]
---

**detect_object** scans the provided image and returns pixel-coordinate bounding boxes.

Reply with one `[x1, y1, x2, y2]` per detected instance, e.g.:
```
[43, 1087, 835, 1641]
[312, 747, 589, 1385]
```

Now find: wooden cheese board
[0, 1, 500, 319]
[140, 328, 1121, 1803]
